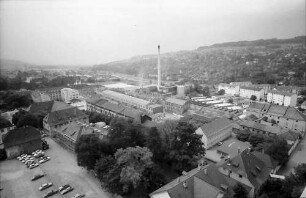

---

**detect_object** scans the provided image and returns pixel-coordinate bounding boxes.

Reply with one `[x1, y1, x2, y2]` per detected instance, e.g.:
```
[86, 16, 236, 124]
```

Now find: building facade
[218, 83, 240, 96]
[267, 90, 297, 107]
[164, 97, 189, 114]
[239, 87, 264, 101]
[61, 88, 80, 103]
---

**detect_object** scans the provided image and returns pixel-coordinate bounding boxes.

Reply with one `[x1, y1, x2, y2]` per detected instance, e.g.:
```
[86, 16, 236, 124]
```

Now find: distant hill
[94, 36, 306, 85]
[0, 59, 34, 71]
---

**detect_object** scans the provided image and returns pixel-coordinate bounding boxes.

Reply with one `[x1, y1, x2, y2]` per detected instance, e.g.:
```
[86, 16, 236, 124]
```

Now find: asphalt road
[0, 137, 113, 198]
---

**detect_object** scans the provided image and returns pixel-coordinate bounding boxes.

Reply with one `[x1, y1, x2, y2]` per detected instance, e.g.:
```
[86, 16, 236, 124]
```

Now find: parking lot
[0, 137, 112, 198]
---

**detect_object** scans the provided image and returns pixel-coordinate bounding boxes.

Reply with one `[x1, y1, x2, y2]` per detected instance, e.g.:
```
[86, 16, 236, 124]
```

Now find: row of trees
[258, 163, 306, 198]
[75, 117, 205, 196]
[0, 91, 32, 111]
[236, 129, 289, 165]
[12, 110, 44, 129]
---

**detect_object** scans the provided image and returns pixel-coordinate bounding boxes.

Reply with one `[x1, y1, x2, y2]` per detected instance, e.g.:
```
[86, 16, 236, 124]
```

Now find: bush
[0, 149, 7, 161]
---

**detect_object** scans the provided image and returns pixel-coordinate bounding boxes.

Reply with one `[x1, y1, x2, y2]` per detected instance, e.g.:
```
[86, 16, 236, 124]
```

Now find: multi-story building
[61, 88, 80, 103]
[267, 90, 297, 107]
[31, 91, 51, 102]
[28, 101, 88, 136]
[239, 86, 264, 101]
[246, 102, 306, 133]
[38, 87, 63, 101]
[195, 117, 237, 149]
[99, 90, 163, 114]
[69, 98, 87, 111]
[230, 81, 252, 87]
[164, 97, 189, 114]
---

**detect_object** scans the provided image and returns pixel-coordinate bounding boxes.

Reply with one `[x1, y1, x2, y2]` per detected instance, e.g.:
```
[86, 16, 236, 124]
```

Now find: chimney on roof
[238, 147, 241, 154]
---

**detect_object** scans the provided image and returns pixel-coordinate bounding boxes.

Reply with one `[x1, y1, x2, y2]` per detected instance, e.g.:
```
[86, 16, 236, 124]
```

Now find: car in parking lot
[39, 156, 51, 164]
[61, 186, 73, 195]
[31, 173, 45, 181]
[217, 142, 223, 146]
[43, 189, 59, 198]
[59, 184, 70, 192]
[72, 194, 85, 198]
[39, 183, 53, 191]
[29, 163, 39, 169]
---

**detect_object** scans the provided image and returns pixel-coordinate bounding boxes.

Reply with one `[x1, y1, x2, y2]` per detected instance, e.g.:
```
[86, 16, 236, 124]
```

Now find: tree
[75, 134, 102, 170]
[248, 133, 264, 147]
[95, 154, 116, 182]
[265, 138, 289, 165]
[146, 127, 165, 162]
[233, 183, 248, 198]
[236, 129, 251, 142]
[114, 146, 153, 193]
[228, 98, 234, 103]
[202, 86, 210, 97]
[250, 95, 257, 101]
[12, 110, 41, 129]
[167, 121, 205, 172]
[218, 89, 225, 95]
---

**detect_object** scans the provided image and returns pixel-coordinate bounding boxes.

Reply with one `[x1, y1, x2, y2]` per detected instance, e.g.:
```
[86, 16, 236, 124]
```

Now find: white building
[239, 86, 264, 101]
[69, 98, 87, 111]
[61, 88, 80, 103]
[195, 117, 236, 149]
[218, 83, 239, 96]
[267, 90, 297, 107]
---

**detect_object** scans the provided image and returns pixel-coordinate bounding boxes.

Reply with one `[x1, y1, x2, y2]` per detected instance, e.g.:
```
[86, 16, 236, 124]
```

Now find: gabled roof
[3, 126, 41, 148]
[219, 149, 272, 189]
[151, 163, 251, 198]
[279, 130, 300, 142]
[283, 107, 306, 121]
[198, 117, 233, 138]
[58, 121, 99, 142]
[28, 101, 54, 115]
[248, 102, 265, 111]
[0, 116, 12, 129]
[165, 98, 188, 106]
[46, 107, 88, 126]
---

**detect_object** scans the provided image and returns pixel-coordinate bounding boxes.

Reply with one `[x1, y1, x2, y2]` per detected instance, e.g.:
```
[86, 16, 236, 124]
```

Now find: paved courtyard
[0, 137, 112, 198]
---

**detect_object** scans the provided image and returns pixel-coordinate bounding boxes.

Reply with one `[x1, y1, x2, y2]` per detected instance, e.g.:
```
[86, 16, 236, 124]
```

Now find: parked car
[217, 142, 223, 146]
[39, 183, 53, 191]
[29, 163, 39, 169]
[59, 184, 70, 192]
[39, 156, 51, 164]
[72, 194, 85, 198]
[61, 186, 73, 195]
[31, 173, 45, 181]
[43, 189, 58, 198]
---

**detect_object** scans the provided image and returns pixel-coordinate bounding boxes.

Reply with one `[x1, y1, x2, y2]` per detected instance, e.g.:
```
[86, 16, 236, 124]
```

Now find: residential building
[28, 101, 89, 136]
[55, 121, 108, 151]
[216, 139, 251, 159]
[230, 81, 252, 87]
[246, 102, 306, 133]
[267, 90, 297, 106]
[218, 83, 239, 96]
[165, 97, 189, 114]
[99, 90, 163, 114]
[31, 91, 51, 102]
[275, 86, 304, 95]
[38, 87, 63, 101]
[239, 86, 264, 101]
[2, 126, 41, 159]
[195, 117, 237, 149]
[150, 163, 252, 198]
[218, 149, 274, 197]
[61, 88, 80, 103]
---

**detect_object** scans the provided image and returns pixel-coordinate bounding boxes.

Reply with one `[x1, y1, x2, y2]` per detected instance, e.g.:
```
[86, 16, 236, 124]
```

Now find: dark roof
[28, 101, 54, 116]
[219, 149, 272, 189]
[46, 107, 88, 126]
[3, 126, 41, 148]
[198, 117, 233, 138]
[0, 116, 12, 129]
[268, 90, 296, 97]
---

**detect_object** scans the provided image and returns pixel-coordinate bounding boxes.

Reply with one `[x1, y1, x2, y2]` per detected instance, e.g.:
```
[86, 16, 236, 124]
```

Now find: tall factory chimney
[157, 45, 161, 91]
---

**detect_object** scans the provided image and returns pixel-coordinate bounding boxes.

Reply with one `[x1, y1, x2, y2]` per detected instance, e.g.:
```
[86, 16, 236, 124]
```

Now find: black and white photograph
[0, 0, 306, 198]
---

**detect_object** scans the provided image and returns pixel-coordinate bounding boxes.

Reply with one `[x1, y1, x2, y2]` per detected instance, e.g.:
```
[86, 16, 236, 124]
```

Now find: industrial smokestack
[157, 45, 161, 91]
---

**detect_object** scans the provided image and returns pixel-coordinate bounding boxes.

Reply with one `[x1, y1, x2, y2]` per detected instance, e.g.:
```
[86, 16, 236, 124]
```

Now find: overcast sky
[0, 0, 305, 65]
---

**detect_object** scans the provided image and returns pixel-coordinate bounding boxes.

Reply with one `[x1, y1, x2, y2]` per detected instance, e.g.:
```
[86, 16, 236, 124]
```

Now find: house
[31, 91, 51, 102]
[246, 102, 306, 133]
[239, 86, 264, 101]
[37, 87, 63, 101]
[165, 97, 189, 114]
[218, 149, 274, 198]
[28, 101, 89, 136]
[55, 121, 108, 151]
[230, 81, 252, 87]
[61, 88, 80, 103]
[69, 98, 87, 111]
[267, 90, 297, 107]
[150, 163, 252, 198]
[2, 126, 41, 159]
[195, 117, 237, 149]
[216, 139, 251, 159]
